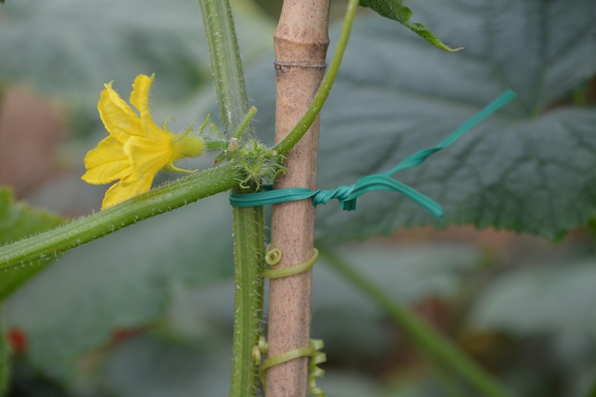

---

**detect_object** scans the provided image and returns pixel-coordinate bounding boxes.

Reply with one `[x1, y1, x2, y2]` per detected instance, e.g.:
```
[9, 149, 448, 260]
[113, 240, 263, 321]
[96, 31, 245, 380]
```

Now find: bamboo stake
[267, 1, 331, 396]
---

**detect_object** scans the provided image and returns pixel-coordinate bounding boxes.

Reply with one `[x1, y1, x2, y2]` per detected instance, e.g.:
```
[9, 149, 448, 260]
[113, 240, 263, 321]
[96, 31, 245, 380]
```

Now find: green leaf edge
[0, 187, 64, 245]
[0, 187, 65, 299]
[359, 0, 462, 52]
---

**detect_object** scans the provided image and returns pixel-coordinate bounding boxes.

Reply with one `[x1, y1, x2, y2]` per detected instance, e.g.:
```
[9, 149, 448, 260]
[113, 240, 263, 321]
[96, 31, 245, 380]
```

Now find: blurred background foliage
[0, 0, 595, 396]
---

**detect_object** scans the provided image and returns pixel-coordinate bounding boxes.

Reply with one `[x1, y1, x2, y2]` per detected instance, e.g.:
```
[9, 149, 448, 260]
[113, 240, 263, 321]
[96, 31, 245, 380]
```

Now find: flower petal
[101, 175, 153, 210]
[98, 82, 143, 143]
[129, 74, 169, 142]
[81, 137, 132, 184]
[123, 136, 172, 180]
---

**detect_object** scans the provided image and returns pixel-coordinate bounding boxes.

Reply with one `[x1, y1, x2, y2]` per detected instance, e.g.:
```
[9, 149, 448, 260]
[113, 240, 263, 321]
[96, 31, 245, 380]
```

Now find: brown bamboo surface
[267, 1, 331, 396]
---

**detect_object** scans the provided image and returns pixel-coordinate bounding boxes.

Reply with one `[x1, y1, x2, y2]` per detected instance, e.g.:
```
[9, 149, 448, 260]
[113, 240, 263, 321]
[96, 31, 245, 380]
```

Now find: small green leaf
[0, 188, 64, 244]
[0, 187, 64, 300]
[359, 0, 461, 52]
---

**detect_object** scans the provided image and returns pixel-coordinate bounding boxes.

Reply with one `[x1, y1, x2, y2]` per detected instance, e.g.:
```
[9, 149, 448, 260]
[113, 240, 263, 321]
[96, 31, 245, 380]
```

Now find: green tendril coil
[263, 248, 319, 279]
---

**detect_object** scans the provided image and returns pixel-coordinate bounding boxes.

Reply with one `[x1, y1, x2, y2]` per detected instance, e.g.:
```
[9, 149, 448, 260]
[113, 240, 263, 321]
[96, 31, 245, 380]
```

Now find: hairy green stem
[232, 106, 258, 139]
[198, 1, 264, 396]
[230, 197, 265, 397]
[272, 0, 359, 156]
[205, 140, 230, 151]
[0, 166, 242, 269]
[318, 245, 515, 397]
[199, 0, 250, 133]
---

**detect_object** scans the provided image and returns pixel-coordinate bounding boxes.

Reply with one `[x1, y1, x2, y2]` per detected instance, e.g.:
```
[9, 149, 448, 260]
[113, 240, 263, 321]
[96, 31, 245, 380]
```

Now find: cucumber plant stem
[198, 1, 264, 396]
[0, 165, 242, 269]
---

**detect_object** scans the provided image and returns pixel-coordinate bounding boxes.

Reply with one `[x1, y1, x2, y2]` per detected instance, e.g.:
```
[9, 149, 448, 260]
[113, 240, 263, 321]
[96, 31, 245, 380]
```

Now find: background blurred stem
[318, 245, 516, 397]
[428, 353, 470, 397]
[198, 1, 264, 397]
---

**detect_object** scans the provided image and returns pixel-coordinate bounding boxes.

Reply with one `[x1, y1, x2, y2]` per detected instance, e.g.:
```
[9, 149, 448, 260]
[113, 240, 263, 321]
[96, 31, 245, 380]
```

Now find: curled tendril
[263, 247, 318, 279]
[265, 245, 283, 266]
[256, 245, 326, 395]
[252, 336, 269, 365]
[308, 339, 327, 397]
[257, 338, 327, 397]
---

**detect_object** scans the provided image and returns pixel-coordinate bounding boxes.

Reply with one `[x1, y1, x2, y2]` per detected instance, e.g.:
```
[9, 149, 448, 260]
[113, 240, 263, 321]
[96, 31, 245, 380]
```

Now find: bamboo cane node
[273, 36, 329, 62]
[274, 60, 327, 69]
[258, 338, 327, 397]
[264, 247, 319, 279]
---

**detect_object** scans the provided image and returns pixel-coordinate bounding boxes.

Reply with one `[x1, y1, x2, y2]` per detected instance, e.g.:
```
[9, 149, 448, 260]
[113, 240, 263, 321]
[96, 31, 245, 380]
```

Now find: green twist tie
[254, 336, 327, 397]
[229, 90, 517, 218]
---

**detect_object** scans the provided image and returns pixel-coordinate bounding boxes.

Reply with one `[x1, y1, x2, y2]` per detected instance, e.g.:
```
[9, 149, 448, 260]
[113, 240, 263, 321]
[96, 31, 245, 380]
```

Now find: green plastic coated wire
[229, 90, 517, 218]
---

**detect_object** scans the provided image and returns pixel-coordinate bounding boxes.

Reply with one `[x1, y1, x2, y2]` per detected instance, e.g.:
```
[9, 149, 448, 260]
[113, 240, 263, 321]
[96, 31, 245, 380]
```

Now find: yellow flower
[82, 74, 205, 210]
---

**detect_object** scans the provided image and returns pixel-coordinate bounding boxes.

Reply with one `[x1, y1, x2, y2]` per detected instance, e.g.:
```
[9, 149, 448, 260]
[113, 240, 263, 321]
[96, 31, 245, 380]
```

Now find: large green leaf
[469, 262, 596, 395]
[0, 187, 64, 300]
[469, 260, 596, 336]
[101, 336, 232, 397]
[312, 243, 481, 362]
[247, 0, 596, 241]
[3, 195, 234, 386]
[0, 0, 273, 105]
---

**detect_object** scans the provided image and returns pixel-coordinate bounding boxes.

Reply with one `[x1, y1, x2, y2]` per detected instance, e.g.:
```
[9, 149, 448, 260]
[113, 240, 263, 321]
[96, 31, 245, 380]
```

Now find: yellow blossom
[82, 74, 205, 210]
